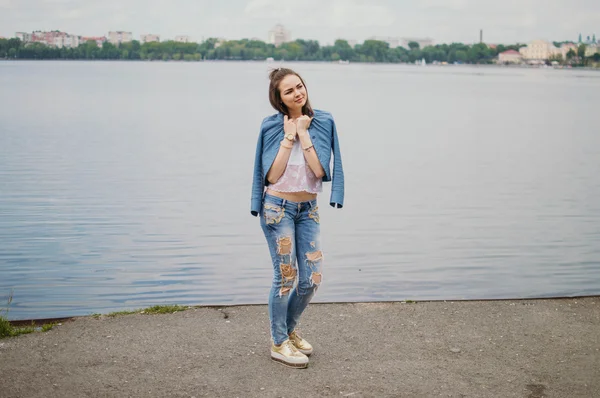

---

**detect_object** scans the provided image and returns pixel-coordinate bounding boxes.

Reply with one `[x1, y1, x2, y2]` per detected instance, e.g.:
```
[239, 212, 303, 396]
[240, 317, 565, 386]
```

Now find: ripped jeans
[260, 193, 323, 345]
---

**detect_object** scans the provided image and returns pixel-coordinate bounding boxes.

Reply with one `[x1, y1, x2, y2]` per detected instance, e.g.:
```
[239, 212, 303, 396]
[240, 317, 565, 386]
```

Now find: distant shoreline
[1, 58, 599, 71]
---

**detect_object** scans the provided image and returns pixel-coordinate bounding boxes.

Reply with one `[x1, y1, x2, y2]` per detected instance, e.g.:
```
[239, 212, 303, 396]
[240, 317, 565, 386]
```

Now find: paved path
[1, 297, 599, 397]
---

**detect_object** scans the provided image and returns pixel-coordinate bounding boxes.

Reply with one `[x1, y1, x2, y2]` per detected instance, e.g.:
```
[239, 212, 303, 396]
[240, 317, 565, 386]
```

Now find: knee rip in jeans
[308, 207, 320, 224]
[279, 262, 296, 296]
[276, 236, 292, 255]
[306, 250, 323, 286]
[278, 236, 296, 296]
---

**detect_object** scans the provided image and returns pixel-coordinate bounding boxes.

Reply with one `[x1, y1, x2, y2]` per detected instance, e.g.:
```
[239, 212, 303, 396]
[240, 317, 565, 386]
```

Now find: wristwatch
[285, 134, 295, 142]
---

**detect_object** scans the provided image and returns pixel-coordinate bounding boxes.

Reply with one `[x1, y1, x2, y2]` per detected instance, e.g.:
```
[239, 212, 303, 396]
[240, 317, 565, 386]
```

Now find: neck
[288, 108, 302, 119]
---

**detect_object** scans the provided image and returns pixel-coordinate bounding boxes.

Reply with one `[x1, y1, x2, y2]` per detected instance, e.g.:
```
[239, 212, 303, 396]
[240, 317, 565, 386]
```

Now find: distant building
[15, 32, 33, 43]
[268, 24, 291, 47]
[16, 31, 81, 48]
[577, 33, 600, 46]
[561, 43, 578, 52]
[213, 38, 226, 48]
[400, 38, 434, 49]
[29, 31, 59, 46]
[585, 44, 599, 57]
[579, 33, 598, 45]
[519, 40, 562, 61]
[174, 35, 191, 43]
[364, 36, 434, 49]
[81, 36, 107, 47]
[54, 34, 80, 48]
[367, 36, 401, 48]
[498, 50, 523, 64]
[560, 43, 579, 58]
[108, 31, 133, 46]
[140, 34, 160, 44]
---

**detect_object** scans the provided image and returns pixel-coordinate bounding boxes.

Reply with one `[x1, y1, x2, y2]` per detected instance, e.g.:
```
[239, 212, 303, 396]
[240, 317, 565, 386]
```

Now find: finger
[284, 115, 288, 123]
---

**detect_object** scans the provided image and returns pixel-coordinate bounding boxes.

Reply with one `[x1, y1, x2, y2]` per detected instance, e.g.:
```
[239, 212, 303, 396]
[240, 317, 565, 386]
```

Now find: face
[278, 74, 307, 113]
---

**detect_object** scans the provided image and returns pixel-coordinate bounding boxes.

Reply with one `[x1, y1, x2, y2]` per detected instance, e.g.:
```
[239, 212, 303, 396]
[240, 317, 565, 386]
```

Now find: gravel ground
[1, 297, 599, 398]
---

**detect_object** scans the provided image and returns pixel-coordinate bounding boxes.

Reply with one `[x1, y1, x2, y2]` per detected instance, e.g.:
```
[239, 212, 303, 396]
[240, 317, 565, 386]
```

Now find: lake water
[1, 61, 599, 320]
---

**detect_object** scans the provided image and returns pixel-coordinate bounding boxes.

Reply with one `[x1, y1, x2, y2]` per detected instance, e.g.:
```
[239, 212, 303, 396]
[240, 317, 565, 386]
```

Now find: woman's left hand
[296, 115, 313, 134]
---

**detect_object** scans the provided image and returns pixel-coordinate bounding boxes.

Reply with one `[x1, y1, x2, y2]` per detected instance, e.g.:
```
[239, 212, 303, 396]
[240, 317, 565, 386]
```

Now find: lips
[294, 97, 304, 103]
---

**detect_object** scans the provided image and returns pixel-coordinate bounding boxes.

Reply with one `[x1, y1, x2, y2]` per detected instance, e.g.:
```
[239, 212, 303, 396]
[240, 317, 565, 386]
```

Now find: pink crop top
[268, 139, 322, 194]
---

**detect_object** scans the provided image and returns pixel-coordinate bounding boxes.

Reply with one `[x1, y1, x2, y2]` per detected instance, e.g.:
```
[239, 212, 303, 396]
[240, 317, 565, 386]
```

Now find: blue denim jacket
[250, 109, 345, 216]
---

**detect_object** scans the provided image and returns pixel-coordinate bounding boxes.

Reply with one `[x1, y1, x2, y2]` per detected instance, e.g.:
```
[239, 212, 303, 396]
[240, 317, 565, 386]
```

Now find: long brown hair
[268, 68, 314, 117]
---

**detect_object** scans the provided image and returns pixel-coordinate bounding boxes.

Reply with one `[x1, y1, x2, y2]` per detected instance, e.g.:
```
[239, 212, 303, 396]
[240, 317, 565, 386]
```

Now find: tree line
[0, 37, 597, 65]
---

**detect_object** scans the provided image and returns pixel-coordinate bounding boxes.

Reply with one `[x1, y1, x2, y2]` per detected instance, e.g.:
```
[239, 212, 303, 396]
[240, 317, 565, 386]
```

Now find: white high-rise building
[54, 35, 80, 48]
[108, 31, 133, 46]
[268, 24, 291, 47]
[15, 32, 33, 43]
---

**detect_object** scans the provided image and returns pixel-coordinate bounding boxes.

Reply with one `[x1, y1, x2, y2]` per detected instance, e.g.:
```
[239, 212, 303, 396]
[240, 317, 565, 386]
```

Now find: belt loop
[282, 199, 287, 207]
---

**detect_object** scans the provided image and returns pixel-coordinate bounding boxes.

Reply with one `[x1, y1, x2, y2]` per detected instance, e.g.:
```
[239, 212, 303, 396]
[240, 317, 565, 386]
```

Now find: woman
[250, 68, 345, 368]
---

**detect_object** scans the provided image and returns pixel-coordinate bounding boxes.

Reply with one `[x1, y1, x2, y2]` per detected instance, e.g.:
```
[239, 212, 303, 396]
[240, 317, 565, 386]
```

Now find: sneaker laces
[284, 339, 300, 354]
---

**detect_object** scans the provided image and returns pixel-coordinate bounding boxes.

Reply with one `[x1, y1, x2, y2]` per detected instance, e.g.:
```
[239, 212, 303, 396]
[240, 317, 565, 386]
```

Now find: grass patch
[105, 304, 189, 318]
[106, 310, 138, 318]
[12, 324, 36, 336]
[142, 304, 188, 314]
[0, 289, 58, 339]
[0, 316, 36, 339]
[0, 315, 14, 338]
[41, 322, 58, 332]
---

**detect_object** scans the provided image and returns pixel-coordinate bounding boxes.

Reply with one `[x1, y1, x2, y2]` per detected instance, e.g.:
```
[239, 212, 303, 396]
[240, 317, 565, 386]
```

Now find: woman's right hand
[283, 115, 297, 138]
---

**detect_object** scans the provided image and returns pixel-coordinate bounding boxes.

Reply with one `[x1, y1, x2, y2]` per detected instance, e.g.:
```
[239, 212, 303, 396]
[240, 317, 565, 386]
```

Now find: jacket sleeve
[250, 124, 264, 216]
[329, 117, 345, 208]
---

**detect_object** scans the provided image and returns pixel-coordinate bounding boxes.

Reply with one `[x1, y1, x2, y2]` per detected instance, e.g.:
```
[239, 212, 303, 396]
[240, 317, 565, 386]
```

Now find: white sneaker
[270, 339, 309, 368]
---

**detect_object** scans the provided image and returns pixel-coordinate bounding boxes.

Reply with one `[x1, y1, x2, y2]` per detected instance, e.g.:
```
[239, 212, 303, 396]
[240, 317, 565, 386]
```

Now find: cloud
[244, 0, 395, 29]
[59, 9, 83, 19]
[330, 1, 395, 28]
[420, 0, 469, 11]
[244, 0, 291, 18]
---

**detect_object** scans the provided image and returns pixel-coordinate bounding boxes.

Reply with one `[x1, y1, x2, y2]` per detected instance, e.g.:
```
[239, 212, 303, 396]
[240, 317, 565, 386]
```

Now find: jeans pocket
[264, 203, 285, 225]
[308, 206, 320, 224]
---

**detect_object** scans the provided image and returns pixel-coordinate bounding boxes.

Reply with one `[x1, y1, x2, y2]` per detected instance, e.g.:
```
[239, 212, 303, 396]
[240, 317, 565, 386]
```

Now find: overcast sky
[1, 0, 598, 45]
